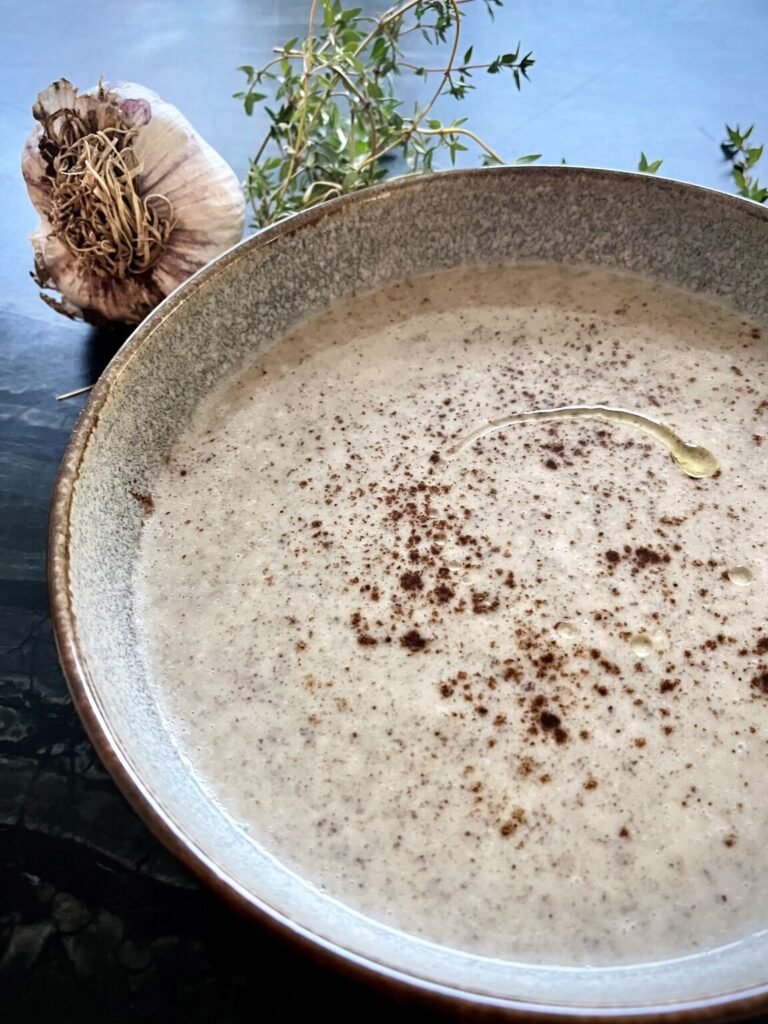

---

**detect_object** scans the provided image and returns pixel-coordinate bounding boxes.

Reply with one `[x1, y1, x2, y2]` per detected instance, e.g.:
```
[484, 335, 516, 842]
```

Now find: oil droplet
[629, 633, 654, 658]
[727, 566, 754, 587]
[445, 405, 719, 480]
[671, 443, 719, 479]
[555, 621, 579, 640]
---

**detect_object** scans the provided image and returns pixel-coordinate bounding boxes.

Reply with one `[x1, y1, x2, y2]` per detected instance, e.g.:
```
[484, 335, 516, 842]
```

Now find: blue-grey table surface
[1, 1, 767, 1020]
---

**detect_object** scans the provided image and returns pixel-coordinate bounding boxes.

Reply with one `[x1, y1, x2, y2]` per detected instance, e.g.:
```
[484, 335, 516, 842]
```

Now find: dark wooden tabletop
[1, 2, 767, 1021]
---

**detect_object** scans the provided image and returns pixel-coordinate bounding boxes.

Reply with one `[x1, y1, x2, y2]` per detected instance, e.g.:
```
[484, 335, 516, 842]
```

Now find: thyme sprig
[235, 0, 537, 228]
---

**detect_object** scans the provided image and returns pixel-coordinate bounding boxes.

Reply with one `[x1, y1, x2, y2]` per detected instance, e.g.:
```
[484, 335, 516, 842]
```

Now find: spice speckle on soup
[135, 264, 768, 966]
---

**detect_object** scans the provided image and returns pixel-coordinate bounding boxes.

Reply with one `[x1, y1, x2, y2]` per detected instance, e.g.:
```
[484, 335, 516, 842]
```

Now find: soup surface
[135, 264, 768, 965]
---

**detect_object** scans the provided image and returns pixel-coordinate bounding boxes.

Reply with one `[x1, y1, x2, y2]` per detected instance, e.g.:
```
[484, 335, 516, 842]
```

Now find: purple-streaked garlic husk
[22, 79, 245, 325]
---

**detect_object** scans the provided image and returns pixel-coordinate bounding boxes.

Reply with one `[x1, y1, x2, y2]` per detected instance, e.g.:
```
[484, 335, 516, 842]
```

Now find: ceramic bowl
[49, 167, 768, 1020]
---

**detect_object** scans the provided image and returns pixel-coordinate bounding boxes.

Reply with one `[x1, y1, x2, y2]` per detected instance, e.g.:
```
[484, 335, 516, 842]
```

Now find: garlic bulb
[22, 79, 245, 324]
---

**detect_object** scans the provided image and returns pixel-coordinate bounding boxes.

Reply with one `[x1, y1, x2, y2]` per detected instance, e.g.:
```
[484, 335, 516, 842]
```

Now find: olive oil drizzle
[447, 405, 719, 479]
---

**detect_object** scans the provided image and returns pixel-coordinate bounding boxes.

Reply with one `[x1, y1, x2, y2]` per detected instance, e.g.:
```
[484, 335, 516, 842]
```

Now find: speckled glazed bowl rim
[49, 166, 768, 1023]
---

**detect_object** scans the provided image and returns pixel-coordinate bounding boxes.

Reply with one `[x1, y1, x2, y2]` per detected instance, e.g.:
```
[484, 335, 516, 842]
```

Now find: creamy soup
[134, 264, 768, 966]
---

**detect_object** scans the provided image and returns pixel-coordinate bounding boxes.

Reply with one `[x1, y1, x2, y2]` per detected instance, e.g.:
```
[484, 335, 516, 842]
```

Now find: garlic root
[22, 79, 245, 325]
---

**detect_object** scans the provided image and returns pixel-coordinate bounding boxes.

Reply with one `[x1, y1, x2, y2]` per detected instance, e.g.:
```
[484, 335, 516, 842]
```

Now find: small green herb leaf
[638, 152, 663, 174]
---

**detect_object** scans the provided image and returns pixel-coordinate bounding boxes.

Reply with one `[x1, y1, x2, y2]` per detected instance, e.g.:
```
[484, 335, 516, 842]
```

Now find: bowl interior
[51, 168, 768, 1015]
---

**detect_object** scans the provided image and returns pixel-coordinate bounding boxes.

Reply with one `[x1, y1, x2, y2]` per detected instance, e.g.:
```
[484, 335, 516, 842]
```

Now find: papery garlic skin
[22, 79, 246, 325]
